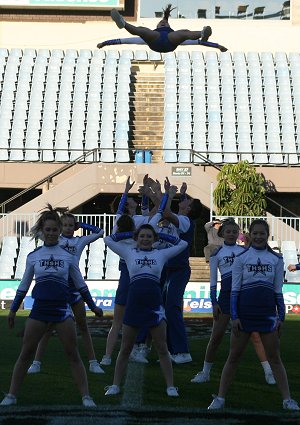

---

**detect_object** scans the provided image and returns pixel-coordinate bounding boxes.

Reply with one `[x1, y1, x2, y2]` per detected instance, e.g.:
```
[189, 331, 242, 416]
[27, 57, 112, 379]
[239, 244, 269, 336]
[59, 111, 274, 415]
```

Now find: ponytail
[162, 4, 176, 20]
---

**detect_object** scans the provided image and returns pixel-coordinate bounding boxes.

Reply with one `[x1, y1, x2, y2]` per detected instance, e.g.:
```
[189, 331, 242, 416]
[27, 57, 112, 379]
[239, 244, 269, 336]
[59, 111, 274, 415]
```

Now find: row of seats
[0, 235, 120, 280]
[163, 50, 300, 164]
[1, 235, 299, 281]
[1, 48, 300, 165]
[0, 47, 162, 61]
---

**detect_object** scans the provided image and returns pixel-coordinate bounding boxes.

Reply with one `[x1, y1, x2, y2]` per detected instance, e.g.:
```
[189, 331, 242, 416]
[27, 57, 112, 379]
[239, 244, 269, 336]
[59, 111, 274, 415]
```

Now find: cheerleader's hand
[231, 319, 241, 337]
[180, 182, 187, 195]
[7, 310, 16, 329]
[93, 307, 104, 319]
[287, 264, 296, 272]
[168, 185, 178, 199]
[213, 304, 222, 321]
[97, 42, 105, 49]
[125, 176, 135, 193]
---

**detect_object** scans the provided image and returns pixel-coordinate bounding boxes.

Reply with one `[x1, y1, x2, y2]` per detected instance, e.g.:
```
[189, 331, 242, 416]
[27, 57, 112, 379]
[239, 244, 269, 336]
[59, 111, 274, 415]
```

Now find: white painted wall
[0, 16, 299, 53]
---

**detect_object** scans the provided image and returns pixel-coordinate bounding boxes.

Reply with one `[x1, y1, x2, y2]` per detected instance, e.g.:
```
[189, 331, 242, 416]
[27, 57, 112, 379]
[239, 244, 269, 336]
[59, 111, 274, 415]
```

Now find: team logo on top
[39, 255, 64, 270]
[223, 252, 235, 266]
[246, 257, 272, 276]
[62, 241, 76, 255]
[135, 256, 157, 268]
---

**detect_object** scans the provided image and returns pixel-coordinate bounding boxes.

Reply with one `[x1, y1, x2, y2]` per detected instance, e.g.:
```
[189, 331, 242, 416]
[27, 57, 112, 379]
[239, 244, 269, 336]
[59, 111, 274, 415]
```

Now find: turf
[0, 312, 299, 424]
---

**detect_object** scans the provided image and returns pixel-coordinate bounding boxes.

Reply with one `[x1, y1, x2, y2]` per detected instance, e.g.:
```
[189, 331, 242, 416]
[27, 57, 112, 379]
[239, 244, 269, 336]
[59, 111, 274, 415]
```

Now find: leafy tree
[213, 161, 267, 216]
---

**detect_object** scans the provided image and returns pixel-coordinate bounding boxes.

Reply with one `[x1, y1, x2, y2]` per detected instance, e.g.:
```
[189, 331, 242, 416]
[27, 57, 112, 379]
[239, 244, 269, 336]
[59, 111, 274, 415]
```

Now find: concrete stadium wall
[0, 17, 299, 53]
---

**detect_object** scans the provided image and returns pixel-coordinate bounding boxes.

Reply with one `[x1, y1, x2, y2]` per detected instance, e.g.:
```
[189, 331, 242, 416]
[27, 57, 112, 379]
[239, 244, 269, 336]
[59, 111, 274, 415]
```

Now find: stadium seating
[0, 49, 299, 165]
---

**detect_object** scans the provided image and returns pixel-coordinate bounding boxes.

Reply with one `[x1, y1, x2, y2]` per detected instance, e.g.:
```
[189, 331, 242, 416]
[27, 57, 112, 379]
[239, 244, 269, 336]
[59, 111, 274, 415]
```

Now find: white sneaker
[283, 399, 300, 410]
[166, 386, 179, 397]
[100, 355, 112, 366]
[111, 9, 126, 29]
[201, 26, 212, 42]
[191, 371, 210, 383]
[129, 350, 149, 364]
[208, 395, 225, 410]
[265, 371, 276, 385]
[27, 361, 41, 374]
[89, 361, 105, 374]
[104, 385, 120, 396]
[82, 396, 96, 407]
[171, 353, 192, 364]
[138, 344, 151, 359]
[0, 394, 17, 406]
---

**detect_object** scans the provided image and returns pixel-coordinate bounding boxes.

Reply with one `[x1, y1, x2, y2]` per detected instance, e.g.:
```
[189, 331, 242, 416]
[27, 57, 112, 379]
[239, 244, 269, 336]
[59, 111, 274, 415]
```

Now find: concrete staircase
[129, 62, 165, 162]
[190, 257, 210, 282]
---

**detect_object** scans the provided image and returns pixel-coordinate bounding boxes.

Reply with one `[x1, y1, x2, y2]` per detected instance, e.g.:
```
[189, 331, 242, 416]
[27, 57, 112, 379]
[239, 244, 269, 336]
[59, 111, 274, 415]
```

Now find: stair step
[130, 112, 164, 119]
[189, 257, 210, 281]
[129, 67, 165, 159]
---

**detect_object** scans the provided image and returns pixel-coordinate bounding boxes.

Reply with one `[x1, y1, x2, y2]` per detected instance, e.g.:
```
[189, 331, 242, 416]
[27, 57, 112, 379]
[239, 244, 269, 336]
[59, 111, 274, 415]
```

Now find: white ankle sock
[203, 361, 213, 375]
[261, 361, 272, 373]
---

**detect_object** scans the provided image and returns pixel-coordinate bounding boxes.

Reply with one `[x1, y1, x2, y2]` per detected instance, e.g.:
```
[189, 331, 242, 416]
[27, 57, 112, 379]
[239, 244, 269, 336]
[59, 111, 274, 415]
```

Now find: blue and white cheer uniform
[231, 246, 285, 332]
[104, 235, 188, 328]
[10, 243, 96, 322]
[210, 243, 246, 314]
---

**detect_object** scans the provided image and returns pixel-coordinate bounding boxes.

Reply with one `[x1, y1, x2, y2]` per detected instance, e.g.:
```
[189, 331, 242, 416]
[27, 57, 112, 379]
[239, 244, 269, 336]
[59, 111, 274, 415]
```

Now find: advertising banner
[1, 280, 300, 314]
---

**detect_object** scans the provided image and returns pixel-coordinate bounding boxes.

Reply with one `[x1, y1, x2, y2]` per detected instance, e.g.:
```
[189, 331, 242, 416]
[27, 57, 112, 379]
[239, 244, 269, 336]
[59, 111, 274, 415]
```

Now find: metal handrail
[0, 148, 98, 214]
[0, 147, 297, 218]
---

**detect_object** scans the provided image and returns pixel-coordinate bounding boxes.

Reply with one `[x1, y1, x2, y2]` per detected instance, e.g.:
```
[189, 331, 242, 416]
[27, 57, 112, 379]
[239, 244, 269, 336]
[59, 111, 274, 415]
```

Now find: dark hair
[188, 198, 203, 220]
[61, 212, 76, 224]
[60, 212, 79, 230]
[162, 3, 176, 20]
[217, 218, 240, 238]
[116, 214, 135, 232]
[248, 219, 269, 236]
[110, 195, 139, 214]
[30, 203, 62, 239]
[134, 224, 158, 242]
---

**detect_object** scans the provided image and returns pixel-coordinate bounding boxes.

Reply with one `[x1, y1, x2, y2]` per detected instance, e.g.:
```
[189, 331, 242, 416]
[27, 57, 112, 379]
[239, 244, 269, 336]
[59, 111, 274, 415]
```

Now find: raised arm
[161, 178, 180, 227]
[104, 232, 135, 258]
[158, 233, 188, 261]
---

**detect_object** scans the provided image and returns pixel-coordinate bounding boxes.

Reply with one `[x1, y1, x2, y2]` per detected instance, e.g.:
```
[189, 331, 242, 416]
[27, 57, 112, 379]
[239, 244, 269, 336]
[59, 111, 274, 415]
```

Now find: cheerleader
[0, 205, 103, 407]
[100, 175, 159, 366]
[208, 219, 299, 411]
[162, 181, 202, 364]
[103, 193, 188, 397]
[27, 211, 105, 375]
[191, 219, 275, 385]
[97, 5, 227, 52]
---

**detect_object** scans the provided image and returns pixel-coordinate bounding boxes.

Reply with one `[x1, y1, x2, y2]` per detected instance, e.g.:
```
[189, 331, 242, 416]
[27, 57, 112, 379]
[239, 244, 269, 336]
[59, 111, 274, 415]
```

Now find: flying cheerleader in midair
[97, 4, 228, 53]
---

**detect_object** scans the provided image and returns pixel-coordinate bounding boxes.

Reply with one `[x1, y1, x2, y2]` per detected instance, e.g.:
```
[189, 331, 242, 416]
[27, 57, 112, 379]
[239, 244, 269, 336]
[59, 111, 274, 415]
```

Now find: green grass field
[0, 311, 299, 424]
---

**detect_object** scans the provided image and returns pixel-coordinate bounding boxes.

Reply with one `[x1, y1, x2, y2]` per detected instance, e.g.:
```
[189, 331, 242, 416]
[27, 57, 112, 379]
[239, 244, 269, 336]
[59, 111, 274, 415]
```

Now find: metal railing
[1, 213, 300, 249]
[0, 213, 116, 240]
[212, 215, 300, 248]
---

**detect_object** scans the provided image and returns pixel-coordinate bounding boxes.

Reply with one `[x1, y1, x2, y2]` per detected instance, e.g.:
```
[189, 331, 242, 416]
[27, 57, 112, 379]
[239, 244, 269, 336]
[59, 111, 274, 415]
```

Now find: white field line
[121, 362, 145, 408]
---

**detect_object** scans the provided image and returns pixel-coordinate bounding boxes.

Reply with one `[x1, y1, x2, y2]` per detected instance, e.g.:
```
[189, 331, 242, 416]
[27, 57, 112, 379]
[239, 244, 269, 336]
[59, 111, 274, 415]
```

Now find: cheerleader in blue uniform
[100, 176, 156, 366]
[0, 205, 103, 407]
[191, 219, 275, 385]
[208, 219, 299, 411]
[27, 211, 105, 375]
[103, 195, 188, 397]
[97, 4, 228, 52]
[127, 180, 201, 364]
